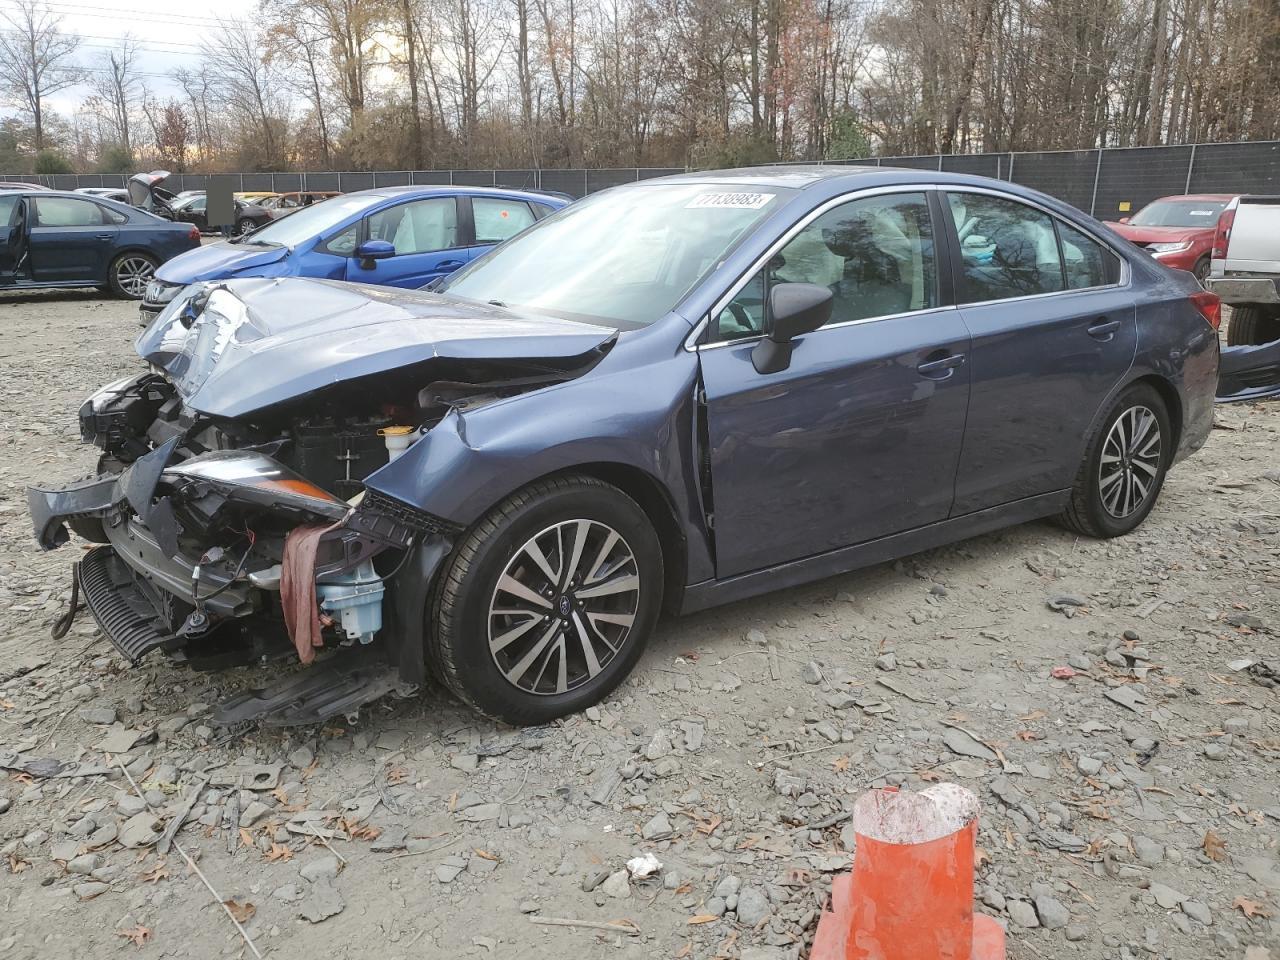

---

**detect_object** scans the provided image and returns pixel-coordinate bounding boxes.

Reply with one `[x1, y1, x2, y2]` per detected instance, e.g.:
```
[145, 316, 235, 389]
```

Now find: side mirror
[356, 239, 395, 269]
[751, 282, 832, 374]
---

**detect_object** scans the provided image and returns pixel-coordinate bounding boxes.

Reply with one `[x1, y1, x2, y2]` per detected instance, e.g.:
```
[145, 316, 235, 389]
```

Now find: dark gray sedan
[1, 189, 201, 297]
[28, 166, 1219, 726]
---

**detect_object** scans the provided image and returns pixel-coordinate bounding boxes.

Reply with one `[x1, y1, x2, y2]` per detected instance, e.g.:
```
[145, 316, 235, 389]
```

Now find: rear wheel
[428, 474, 663, 725]
[1058, 383, 1171, 538]
[1226, 305, 1280, 346]
[235, 218, 256, 237]
[108, 253, 157, 299]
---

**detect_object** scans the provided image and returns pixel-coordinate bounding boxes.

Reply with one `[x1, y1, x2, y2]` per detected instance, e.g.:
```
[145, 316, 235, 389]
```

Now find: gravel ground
[0, 289, 1277, 960]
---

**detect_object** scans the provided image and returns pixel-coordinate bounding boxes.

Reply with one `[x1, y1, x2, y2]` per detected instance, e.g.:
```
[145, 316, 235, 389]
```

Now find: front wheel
[427, 474, 663, 725]
[1192, 256, 1210, 284]
[108, 252, 157, 299]
[1058, 383, 1171, 538]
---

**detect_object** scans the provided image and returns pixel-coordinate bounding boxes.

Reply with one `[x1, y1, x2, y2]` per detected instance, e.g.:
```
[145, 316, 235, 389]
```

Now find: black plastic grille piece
[361, 489, 463, 538]
[78, 548, 176, 663]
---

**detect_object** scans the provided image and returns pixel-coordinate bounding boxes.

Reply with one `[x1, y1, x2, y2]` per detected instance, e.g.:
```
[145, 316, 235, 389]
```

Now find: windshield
[440, 183, 792, 325]
[241, 193, 382, 247]
[1130, 199, 1228, 228]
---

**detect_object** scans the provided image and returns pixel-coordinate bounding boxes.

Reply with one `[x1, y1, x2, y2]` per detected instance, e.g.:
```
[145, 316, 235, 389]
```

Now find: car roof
[345, 184, 567, 204]
[1145, 193, 1236, 202]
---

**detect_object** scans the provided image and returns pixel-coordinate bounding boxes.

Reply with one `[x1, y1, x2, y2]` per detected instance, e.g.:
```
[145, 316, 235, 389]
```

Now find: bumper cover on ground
[1218, 338, 1280, 402]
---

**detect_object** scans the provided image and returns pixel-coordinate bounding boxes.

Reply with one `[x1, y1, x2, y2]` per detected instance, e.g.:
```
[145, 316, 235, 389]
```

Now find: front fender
[361, 343, 713, 583]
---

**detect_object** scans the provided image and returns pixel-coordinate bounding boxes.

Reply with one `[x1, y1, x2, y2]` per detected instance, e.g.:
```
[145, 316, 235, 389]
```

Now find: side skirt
[678, 490, 1070, 615]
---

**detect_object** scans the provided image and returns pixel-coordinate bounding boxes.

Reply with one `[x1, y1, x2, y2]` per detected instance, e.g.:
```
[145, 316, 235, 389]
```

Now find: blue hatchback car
[139, 186, 569, 322]
[0, 189, 200, 298]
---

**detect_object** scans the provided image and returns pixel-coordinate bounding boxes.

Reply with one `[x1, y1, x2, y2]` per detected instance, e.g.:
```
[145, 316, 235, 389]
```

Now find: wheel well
[1133, 374, 1183, 454]
[549, 462, 688, 615]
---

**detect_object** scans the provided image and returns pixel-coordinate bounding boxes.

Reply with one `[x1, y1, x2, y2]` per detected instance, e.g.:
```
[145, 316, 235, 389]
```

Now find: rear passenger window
[713, 192, 937, 340]
[473, 198, 536, 244]
[34, 196, 106, 227]
[1057, 221, 1120, 288]
[947, 193, 1064, 302]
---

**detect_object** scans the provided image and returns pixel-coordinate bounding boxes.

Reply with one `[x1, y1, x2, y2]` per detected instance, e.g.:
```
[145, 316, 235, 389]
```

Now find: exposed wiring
[194, 525, 256, 606]
[340, 543, 416, 587]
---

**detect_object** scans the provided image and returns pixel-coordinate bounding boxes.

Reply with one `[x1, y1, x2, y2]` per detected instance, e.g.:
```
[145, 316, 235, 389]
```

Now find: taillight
[1190, 289, 1221, 329]
[189, 225, 201, 242]
[1211, 207, 1235, 259]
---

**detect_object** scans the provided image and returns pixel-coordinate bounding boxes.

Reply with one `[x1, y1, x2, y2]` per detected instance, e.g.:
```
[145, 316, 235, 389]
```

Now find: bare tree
[90, 37, 144, 160]
[0, 0, 82, 151]
[201, 18, 288, 168]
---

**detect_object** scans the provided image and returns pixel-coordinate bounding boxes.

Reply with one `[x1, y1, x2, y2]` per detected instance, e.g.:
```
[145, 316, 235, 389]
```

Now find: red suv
[1105, 194, 1235, 282]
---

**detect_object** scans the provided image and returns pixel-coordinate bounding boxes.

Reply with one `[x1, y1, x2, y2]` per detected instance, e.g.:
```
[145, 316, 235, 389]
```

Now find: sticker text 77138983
[686, 192, 775, 210]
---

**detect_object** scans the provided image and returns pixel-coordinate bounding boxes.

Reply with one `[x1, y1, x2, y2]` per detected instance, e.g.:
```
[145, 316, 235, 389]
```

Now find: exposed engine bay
[28, 278, 617, 724]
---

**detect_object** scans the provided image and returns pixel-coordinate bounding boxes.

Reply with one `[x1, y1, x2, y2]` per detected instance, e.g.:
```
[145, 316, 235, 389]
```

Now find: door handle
[917, 352, 966, 379]
[1087, 318, 1121, 340]
[436, 259, 464, 269]
[95, 233, 114, 240]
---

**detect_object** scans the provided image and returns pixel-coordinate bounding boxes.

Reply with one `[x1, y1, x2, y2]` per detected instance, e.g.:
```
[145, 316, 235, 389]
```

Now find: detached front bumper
[1218, 337, 1280, 403]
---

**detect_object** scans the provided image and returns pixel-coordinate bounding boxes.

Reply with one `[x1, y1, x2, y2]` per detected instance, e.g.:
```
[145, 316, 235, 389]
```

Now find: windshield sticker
[687, 192, 775, 210]
[1189, 210, 1214, 216]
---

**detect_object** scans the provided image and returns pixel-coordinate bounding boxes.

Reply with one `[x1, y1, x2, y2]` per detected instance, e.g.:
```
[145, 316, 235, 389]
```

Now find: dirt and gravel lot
[0, 289, 1277, 960]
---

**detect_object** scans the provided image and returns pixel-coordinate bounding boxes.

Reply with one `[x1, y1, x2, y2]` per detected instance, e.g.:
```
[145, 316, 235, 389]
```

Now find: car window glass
[34, 196, 105, 227]
[192, 197, 206, 211]
[948, 193, 1064, 302]
[473, 198, 536, 243]
[1057, 221, 1118, 289]
[367, 197, 458, 254]
[324, 222, 360, 256]
[102, 205, 127, 224]
[0, 194, 17, 225]
[713, 192, 937, 341]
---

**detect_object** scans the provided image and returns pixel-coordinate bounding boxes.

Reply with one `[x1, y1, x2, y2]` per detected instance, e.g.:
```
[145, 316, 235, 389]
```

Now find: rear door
[345, 196, 467, 288]
[468, 196, 539, 262]
[941, 190, 1135, 514]
[29, 195, 119, 282]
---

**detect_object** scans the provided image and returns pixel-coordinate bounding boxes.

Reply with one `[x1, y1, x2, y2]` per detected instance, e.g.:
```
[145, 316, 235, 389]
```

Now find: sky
[0, 0, 259, 116]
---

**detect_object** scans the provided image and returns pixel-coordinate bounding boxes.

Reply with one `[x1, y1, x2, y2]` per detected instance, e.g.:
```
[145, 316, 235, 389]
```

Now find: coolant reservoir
[379, 425, 418, 461]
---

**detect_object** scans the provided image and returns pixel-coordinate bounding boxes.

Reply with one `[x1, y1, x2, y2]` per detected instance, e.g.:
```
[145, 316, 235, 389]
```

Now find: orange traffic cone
[810, 783, 1006, 960]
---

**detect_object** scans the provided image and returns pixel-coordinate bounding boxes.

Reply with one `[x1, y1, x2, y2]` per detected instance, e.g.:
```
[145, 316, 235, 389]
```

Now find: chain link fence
[4, 141, 1278, 216]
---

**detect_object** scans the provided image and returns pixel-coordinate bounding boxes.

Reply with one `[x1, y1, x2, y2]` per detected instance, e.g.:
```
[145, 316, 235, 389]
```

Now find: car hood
[155, 241, 290, 283]
[1106, 223, 1207, 244]
[136, 277, 618, 419]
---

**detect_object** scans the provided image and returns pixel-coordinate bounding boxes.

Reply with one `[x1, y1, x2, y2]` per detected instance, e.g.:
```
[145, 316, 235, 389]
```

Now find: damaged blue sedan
[28, 166, 1220, 726]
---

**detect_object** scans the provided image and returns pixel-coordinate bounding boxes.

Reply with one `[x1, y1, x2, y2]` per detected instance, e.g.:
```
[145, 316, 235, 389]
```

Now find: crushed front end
[27, 279, 615, 725]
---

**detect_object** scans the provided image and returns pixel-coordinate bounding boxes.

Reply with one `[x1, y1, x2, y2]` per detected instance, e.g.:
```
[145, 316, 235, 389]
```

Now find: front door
[0, 193, 26, 282]
[698, 190, 972, 578]
[346, 196, 468, 288]
[940, 191, 1137, 514]
[28, 195, 118, 282]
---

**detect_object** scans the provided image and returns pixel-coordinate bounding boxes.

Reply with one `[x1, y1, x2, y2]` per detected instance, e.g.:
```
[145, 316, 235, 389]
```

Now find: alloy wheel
[487, 519, 641, 696]
[1098, 404, 1162, 519]
[115, 257, 155, 297]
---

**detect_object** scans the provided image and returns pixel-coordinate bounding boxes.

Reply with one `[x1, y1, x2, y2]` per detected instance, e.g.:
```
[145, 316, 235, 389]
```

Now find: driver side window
[713, 192, 937, 341]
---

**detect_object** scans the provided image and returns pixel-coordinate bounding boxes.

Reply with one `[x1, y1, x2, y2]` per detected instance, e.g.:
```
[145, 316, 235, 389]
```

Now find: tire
[1192, 256, 1210, 284]
[107, 252, 158, 299]
[428, 474, 663, 725]
[1226, 305, 1280, 346]
[235, 218, 255, 237]
[1058, 383, 1172, 538]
